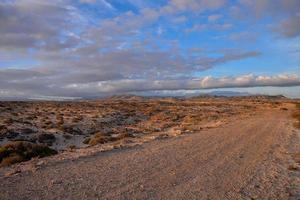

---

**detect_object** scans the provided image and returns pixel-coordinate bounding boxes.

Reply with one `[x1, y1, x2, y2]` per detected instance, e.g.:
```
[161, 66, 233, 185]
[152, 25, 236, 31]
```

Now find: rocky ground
[0, 96, 299, 200]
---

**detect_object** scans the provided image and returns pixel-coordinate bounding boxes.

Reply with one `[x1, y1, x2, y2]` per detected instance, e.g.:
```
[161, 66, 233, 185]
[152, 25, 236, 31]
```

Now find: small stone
[36, 161, 44, 166]
[19, 128, 36, 134]
[51, 179, 62, 185]
[5, 169, 21, 177]
[6, 131, 19, 139]
[38, 133, 56, 144]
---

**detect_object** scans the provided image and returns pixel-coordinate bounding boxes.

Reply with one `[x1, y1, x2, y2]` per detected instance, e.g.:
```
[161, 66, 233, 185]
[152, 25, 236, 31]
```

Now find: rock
[36, 161, 44, 166]
[11, 135, 26, 141]
[156, 134, 169, 140]
[5, 169, 21, 177]
[6, 131, 19, 139]
[62, 134, 72, 139]
[51, 179, 62, 185]
[62, 125, 82, 135]
[83, 137, 91, 144]
[27, 135, 37, 143]
[19, 128, 36, 135]
[38, 133, 56, 145]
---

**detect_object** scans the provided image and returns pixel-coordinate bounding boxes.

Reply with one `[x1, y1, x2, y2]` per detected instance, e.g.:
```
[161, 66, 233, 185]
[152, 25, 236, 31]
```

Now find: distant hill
[204, 91, 251, 97]
[106, 94, 147, 101]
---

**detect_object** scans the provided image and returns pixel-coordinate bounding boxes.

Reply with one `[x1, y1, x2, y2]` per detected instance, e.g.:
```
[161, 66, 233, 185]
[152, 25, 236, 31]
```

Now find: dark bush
[0, 141, 57, 166]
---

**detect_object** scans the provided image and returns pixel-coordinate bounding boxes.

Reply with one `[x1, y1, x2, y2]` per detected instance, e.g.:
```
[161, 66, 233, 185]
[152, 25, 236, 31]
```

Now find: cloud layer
[0, 0, 299, 99]
[1, 70, 299, 98]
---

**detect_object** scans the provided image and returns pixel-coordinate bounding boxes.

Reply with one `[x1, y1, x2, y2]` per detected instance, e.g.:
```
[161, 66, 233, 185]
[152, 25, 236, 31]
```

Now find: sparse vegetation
[0, 96, 282, 166]
[292, 103, 300, 129]
[289, 103, 300, 171]
[56, 113, 64, 128]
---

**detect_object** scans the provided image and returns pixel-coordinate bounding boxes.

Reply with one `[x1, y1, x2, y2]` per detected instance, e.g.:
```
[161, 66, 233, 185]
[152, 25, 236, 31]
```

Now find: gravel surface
[0, 108, 299, 200]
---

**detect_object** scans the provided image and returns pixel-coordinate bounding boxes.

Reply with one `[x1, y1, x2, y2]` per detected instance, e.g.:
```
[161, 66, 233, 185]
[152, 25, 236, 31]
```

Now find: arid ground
[0, 96, 300, 199]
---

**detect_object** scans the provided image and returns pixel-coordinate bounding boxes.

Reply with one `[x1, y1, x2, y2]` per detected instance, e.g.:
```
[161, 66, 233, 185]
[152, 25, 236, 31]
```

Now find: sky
[0, 0, 300, 99]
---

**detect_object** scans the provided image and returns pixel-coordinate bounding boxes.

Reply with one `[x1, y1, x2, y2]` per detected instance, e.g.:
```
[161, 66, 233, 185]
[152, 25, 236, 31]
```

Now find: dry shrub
[294, 151, 300, 164]
[116, 132, 135, 140]
[1, 153, 23, 166]
[72, 116, 82, 123]
[68, 145, 76, 150]
[182, 114, 203, 125]
[88, 132, 134, 146]
[88, 133, 108, 146]
[0, 141, 57, 166]
[92, 114, 99, 119]
[288, 165, 298, 171]
[56, 114, 64, 127]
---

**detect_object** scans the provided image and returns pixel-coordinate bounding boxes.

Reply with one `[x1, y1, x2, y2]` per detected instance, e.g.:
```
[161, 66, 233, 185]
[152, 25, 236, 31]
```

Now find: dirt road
[0, 108, 299, 200]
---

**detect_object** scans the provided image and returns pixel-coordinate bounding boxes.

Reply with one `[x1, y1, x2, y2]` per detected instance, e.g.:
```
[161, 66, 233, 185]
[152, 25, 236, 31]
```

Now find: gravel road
[0, 108, 299, 200]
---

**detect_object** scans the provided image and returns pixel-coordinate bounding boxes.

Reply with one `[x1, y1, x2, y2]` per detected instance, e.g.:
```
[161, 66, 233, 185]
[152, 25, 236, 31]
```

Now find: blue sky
[0, 0, 300, 99]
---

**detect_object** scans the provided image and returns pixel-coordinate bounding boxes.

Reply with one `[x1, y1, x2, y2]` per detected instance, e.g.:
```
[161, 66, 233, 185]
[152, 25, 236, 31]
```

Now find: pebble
[36, 161, 44, 166]
[5, 169, 21, 177]
[51, 179, 62, 185]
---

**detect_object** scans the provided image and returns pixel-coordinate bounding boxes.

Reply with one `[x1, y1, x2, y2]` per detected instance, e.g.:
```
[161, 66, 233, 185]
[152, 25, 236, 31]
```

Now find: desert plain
[0, 95, 300, 200]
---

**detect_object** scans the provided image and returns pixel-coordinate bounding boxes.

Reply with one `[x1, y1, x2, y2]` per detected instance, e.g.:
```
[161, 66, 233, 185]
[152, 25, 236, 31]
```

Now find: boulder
[19, 128, 36, 135]
[37, 133, 56, 145]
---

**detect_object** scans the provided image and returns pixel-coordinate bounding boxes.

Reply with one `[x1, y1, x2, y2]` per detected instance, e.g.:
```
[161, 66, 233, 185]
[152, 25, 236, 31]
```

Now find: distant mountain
[106, 94, 147, 101]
